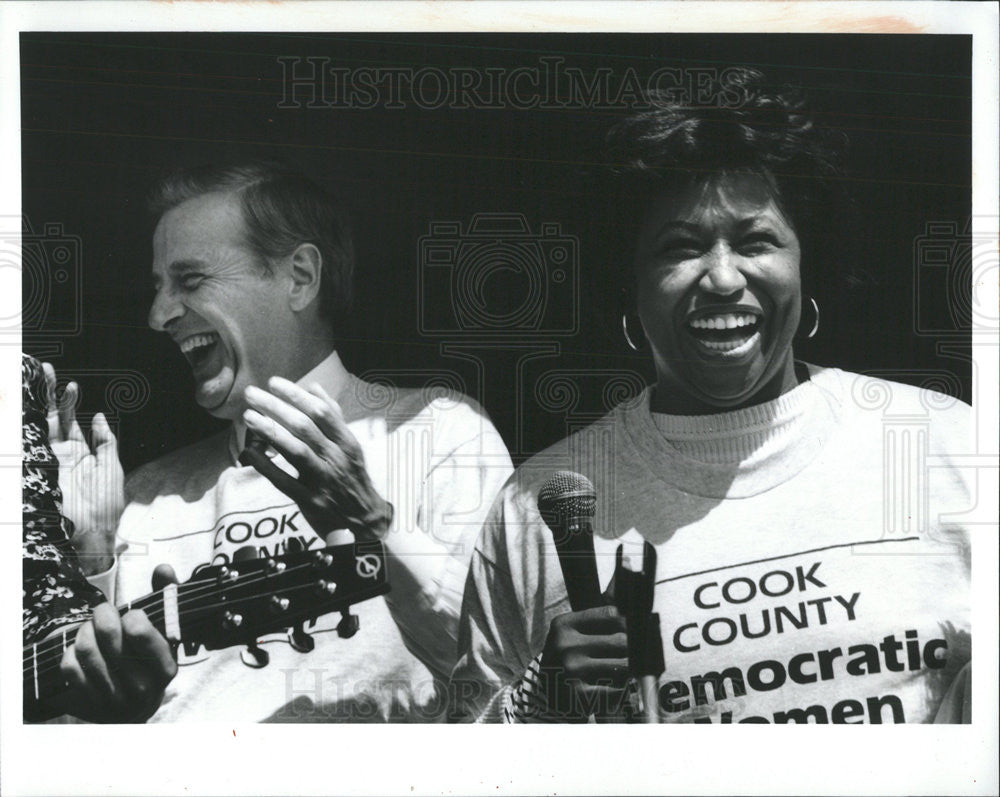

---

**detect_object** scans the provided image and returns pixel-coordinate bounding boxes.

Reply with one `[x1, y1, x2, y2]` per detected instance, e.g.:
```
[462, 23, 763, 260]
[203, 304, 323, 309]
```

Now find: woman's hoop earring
[622, 313, 642, 351]
[803, 296, 820, 339]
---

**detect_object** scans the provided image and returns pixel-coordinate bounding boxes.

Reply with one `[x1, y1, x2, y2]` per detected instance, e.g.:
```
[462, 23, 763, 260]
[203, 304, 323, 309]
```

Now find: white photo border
[1, 3, 997, 796]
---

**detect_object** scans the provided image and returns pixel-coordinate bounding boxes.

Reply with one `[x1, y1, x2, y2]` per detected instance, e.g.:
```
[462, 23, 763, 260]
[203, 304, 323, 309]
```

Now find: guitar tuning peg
[288, 623, 315, 653]
[337, 608, 360, 639]
[269, 595, 291, 614]
[240, 643, 270, 668]
[222, 610, 244, 631]
[217, 566, 239, 584]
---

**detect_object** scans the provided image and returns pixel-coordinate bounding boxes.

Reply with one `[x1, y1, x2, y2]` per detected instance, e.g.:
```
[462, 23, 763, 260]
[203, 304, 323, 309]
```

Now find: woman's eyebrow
[732, 215, 779, 232]
[650, 220, 701, 239]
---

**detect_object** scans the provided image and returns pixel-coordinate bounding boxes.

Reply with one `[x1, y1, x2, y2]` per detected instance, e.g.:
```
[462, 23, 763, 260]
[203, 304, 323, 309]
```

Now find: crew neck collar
[622, 363, 844, 498]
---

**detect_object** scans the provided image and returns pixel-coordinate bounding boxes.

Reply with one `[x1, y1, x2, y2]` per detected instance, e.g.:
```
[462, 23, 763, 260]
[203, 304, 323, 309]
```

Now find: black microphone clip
[615, 541, 665, 721]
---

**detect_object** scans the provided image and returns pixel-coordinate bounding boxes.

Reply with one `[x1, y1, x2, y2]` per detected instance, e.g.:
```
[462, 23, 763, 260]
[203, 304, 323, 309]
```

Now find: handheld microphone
[537, 471, 603, 611]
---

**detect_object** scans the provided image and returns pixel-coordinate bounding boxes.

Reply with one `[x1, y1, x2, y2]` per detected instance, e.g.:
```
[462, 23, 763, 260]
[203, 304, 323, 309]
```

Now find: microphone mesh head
[538, 471, 597, 525]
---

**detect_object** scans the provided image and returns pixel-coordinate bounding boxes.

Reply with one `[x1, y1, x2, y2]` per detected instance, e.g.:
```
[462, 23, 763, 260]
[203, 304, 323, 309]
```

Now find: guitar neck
[24, 591, 166, 718]
[24, 541, 390, 721]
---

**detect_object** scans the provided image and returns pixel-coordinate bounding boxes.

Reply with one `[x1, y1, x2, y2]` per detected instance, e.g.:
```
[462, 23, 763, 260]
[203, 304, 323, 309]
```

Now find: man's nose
[699, 245, 748, 296]
[148, 287, 184, 331]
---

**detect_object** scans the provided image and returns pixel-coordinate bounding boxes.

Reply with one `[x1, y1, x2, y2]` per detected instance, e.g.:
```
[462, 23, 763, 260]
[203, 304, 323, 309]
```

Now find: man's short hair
[149, 161, 354, 333]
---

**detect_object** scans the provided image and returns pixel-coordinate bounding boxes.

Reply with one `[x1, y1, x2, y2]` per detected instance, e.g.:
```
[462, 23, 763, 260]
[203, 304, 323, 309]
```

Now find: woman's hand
[43, 363, 124, 575]
[539, 605, 630, 720]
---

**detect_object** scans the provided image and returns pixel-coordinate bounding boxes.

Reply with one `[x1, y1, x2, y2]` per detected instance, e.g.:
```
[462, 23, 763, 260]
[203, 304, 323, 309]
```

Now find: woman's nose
[699, 245, 747, 296]
[148, 287, 184, 331]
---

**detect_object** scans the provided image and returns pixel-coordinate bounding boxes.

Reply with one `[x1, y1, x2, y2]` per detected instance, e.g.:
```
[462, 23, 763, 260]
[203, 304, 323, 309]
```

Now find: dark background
[20, 33, 972, 471]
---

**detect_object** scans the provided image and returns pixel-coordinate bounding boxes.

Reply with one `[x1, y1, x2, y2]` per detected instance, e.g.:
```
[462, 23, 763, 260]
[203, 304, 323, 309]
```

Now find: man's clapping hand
[242, 377, 393, 541]
[43, 363, 124, 575]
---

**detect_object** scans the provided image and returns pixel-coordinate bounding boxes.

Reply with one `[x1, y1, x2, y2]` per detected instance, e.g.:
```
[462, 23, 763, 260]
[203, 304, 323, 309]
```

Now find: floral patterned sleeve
[22, 354, 106, 645]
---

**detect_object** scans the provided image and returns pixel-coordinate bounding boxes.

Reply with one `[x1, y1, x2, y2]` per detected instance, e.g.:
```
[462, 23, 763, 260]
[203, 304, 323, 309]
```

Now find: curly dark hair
[605, 67, 848, 289]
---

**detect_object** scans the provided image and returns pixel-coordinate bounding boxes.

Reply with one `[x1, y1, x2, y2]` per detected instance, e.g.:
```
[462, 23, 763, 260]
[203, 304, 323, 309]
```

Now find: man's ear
[287, 243, 322, 312]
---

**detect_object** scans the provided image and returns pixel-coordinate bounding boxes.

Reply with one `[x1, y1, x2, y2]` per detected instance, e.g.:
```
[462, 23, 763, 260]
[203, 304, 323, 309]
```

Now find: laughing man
[52, 161, 512, 723]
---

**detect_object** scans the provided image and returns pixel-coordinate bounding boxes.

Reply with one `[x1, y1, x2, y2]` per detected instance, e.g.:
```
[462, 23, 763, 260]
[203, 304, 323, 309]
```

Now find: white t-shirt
[453, 365, 973, 724]
[115, 352, 513, 722]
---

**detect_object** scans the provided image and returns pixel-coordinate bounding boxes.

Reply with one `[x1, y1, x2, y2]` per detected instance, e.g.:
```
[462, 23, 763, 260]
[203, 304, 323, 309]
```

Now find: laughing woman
[451, 68, 972, 724]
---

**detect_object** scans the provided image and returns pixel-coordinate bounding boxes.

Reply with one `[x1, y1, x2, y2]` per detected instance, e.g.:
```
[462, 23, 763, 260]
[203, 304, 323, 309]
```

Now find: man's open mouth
[179, 332, 221, 370]
[686, 312, 762, 356]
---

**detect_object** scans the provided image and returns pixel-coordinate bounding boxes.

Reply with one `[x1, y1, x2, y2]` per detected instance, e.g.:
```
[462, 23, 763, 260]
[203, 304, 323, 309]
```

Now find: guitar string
[23, 542, 383, 678]
[22, 553, 334, 670]
[23, 554, 367, 681]
[23, 573, 365, 684]
[21, 553, 341, 671]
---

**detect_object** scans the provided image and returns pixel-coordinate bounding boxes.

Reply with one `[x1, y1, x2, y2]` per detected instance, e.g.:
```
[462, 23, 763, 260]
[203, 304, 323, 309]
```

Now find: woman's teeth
[688, 313, 758, 330]
[699, 337, 757, 352]
[687, 313, 761, 356]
